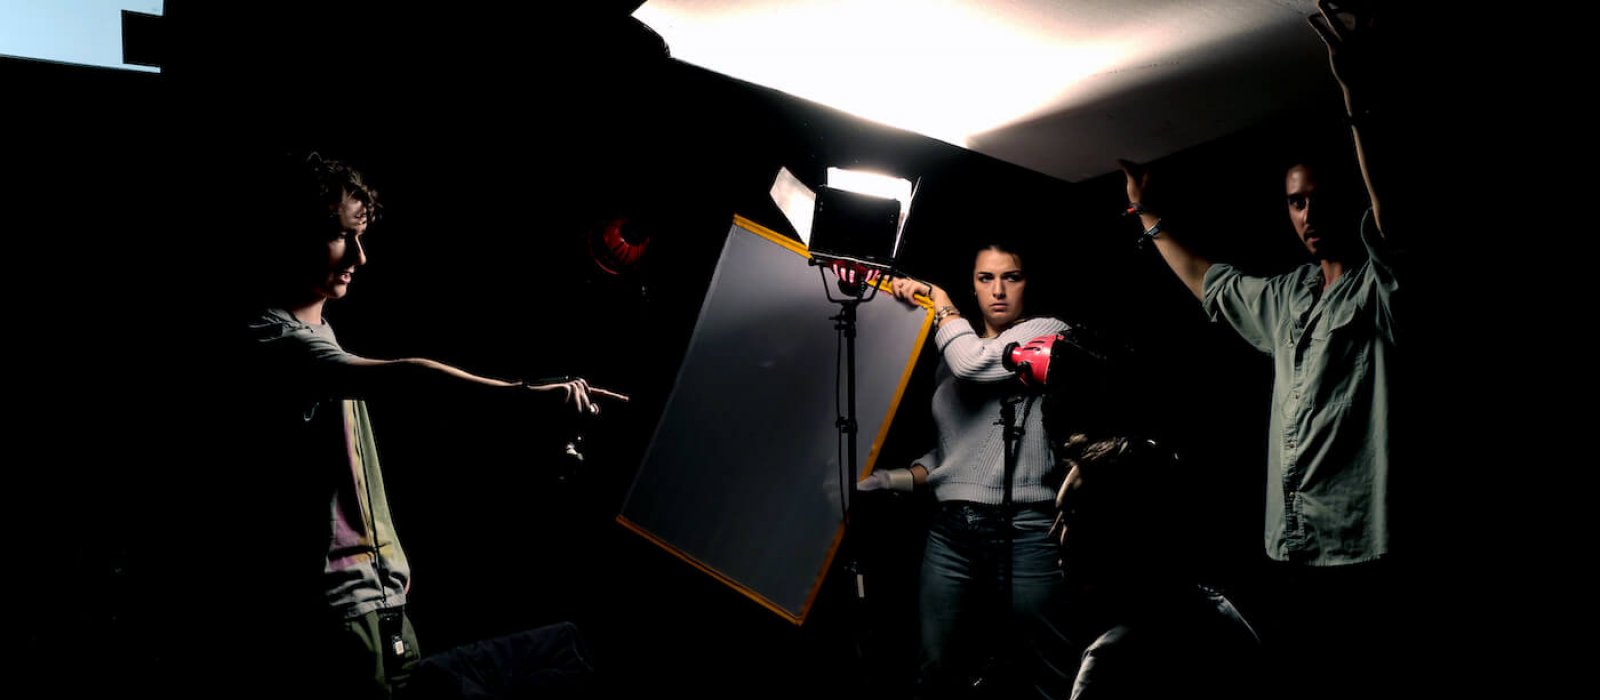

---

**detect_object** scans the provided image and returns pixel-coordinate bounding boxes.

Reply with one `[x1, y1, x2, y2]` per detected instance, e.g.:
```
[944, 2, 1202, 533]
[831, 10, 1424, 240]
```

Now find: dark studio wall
[11, 2, 1519, 697]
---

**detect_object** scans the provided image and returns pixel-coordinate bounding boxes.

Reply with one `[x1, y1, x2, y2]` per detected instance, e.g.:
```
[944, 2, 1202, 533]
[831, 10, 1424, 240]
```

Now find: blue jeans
[919, 501, 1077, 699]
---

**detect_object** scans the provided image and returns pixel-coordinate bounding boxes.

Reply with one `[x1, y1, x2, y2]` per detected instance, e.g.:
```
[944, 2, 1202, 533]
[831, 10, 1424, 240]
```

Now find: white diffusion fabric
[620, 218, 930, 622]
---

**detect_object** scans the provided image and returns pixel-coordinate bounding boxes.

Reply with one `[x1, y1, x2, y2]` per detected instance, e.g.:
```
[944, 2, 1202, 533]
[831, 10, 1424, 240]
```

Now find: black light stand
[804, 178, 910, 679]
[807, 184, 903, 577]
[969, 390, 1032, 696]
[812, 259, 885, 662]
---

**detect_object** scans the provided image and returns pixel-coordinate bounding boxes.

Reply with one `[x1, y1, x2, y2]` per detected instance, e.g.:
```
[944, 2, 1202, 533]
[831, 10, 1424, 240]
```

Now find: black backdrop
[10, 2, 1529, 696]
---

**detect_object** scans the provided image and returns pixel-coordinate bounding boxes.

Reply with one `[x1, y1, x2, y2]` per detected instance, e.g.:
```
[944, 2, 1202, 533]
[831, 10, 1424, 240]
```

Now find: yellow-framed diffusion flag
[619, 215, 931, 624]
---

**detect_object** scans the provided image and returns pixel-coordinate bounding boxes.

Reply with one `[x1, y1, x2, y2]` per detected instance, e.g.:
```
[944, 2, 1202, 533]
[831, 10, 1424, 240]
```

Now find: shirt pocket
[1306, 302, 1372, 409]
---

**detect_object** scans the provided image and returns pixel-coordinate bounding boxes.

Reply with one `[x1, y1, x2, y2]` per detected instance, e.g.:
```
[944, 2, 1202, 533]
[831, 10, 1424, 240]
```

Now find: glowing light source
[826, 168, 912, 209]
[633, 0, 1128, 148]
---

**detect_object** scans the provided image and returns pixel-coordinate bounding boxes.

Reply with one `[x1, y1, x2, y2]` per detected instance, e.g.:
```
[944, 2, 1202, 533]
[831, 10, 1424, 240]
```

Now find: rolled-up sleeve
[1203, 264, 1289, 355]
[1356, 209, 1400, 343]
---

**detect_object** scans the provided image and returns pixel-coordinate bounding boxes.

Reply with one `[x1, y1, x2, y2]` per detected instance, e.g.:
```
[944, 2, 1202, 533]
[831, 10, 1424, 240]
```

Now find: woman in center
[869, 240, 1076, 697]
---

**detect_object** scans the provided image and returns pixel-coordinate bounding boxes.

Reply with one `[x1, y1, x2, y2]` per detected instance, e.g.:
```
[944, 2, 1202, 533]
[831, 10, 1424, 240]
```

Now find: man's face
[1051, 464, 1086, 555]
[1286, 163, 1363, 262]
[1280, 165, 1331, 258]
[1050, 439, 1145, 589]
[1051, 460, 1106, 584]
[308, 192, 370, 301]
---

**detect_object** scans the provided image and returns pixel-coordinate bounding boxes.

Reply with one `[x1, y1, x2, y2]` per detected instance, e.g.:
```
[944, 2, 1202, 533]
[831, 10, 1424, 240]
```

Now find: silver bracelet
[1138, 218, 1164, 248]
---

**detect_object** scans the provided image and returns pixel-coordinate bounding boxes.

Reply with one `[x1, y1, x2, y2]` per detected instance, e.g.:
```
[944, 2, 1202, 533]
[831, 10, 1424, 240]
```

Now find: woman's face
[973, 248, 1026, 332]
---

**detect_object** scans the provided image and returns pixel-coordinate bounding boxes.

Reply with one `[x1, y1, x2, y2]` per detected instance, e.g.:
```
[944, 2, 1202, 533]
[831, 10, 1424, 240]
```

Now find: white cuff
[884, 468, 916, 492]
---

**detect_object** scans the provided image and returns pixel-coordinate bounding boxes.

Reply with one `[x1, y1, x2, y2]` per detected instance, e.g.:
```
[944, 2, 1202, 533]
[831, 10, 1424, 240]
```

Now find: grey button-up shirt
[1202, 210, 1399, 566]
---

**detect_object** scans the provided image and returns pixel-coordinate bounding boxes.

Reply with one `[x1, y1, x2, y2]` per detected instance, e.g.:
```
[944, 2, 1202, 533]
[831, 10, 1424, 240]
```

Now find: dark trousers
[324, 606, 423, 700]
[1250, 558, 1426, 700]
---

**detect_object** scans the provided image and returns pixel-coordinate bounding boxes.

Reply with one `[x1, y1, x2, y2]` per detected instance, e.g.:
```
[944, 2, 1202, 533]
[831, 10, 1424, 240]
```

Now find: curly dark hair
[240, 151, 383, 306]
[280, 151, 382, 232]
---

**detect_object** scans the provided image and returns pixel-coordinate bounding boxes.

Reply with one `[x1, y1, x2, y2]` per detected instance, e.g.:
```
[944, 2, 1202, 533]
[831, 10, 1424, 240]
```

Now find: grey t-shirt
[250, 308, 410, 618]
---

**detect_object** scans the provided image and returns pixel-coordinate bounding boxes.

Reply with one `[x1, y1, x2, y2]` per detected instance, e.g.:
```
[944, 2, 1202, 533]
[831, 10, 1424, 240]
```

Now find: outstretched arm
[1309, 0, 1395, 242]
[260, 323, 628, 415]
[1120, 159, 1212, 300]
[339, 358, 628, 415]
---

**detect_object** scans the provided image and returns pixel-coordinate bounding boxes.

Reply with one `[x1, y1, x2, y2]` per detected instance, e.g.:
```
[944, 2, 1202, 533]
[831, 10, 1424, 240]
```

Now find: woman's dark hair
[963, 237, 1053, 326]
[971, 238, 1030, 270]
